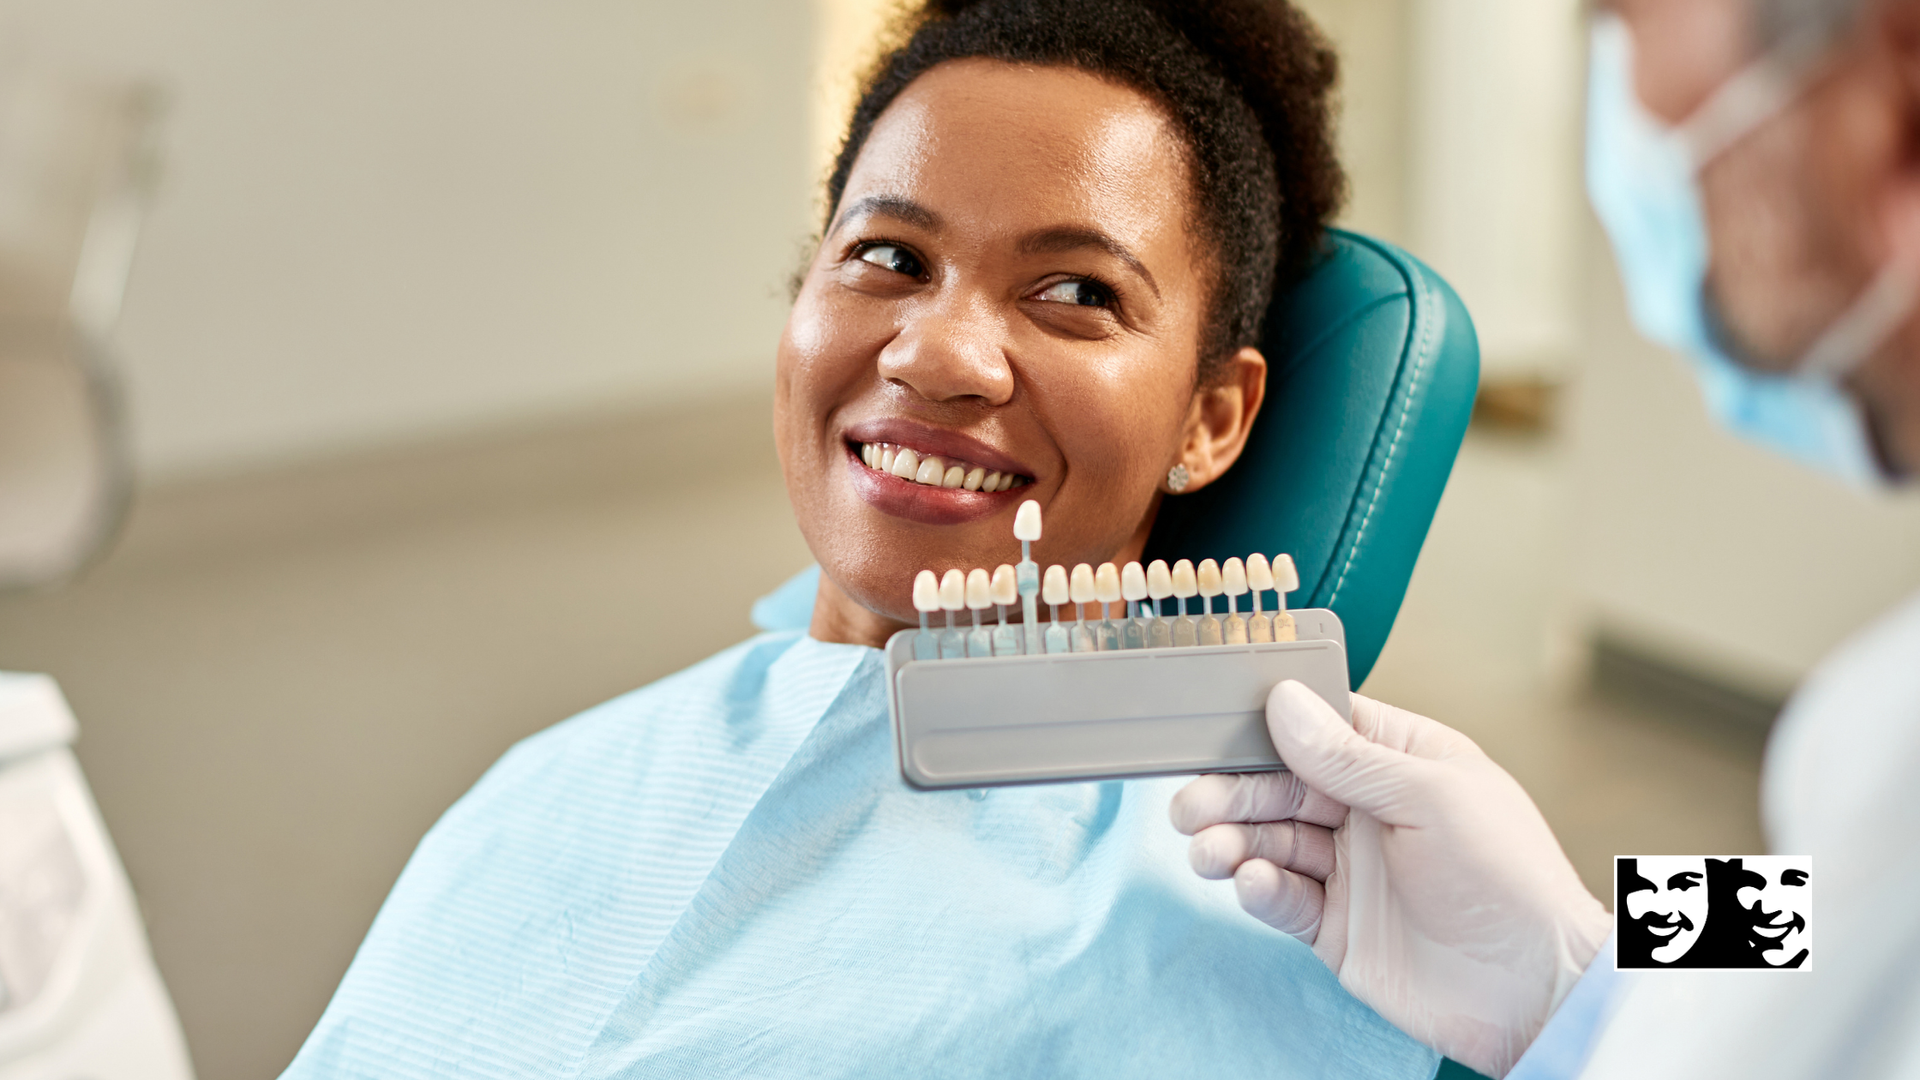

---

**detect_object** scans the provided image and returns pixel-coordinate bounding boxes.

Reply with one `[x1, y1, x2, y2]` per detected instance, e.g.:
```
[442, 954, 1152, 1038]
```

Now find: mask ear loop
[1798, 257, 1920, 381]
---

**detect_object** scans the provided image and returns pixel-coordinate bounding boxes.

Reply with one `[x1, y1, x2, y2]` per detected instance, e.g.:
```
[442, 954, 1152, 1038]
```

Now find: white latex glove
[1169, 682, 1610, 1078]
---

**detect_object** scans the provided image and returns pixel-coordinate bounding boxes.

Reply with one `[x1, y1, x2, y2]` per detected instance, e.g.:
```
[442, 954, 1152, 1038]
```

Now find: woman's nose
[875, 292, 1016, 406]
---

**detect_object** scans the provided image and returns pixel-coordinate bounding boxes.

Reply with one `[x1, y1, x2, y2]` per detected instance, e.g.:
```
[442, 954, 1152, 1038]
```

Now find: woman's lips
[845, 443, 1027, 525]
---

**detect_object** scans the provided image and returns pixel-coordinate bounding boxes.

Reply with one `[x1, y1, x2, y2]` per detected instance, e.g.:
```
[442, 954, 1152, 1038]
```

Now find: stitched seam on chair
[1328, 265, 1438, 607]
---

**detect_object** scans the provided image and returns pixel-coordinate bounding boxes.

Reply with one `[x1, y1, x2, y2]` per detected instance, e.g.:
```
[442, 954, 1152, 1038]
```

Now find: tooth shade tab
[913, 570, 941, 612]
[1042, 564, 1070, 605]
[1196, 559, 1222, 597]
[966, 568, 992, 609]
[1245, 553, 1274, 592]
[1271, 553, 1300, 593]
[1170, 559, 1198, 598]
[1014, 500, 1042, 541]
[1120, 561, 1147, 602]
[939, 569, 966, 611]
[1146, 559, 1173, 599]
[1068, 563, 1096, 604]
[1222, 557, 1248, 596]
[990, 564, 1018, 605]
[1094, 562, 1121, 603]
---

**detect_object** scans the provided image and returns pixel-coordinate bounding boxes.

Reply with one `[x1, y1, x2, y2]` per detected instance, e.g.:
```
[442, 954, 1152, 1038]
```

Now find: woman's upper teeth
[858, 442, 1027, 492]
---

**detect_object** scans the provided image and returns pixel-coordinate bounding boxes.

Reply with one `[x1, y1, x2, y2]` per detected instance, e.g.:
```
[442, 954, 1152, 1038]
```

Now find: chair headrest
[1144, 230, 1479, 685]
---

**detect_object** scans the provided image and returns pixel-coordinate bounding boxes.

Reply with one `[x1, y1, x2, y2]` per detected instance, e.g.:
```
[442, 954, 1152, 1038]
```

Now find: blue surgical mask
[1585, 15, 1913, 487]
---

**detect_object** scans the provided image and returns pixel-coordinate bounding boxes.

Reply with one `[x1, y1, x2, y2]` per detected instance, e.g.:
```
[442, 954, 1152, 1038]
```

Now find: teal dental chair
[754, 229, 1480, 690]
[1144, 229, 1477, 686]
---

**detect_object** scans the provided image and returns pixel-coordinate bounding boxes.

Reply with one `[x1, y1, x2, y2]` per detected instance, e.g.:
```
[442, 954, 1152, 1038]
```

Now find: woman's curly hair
[822, 0, 1346, 382]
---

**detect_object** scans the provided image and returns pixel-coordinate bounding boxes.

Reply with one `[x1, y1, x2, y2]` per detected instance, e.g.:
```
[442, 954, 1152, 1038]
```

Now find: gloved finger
[1348, 692, 1483, 762]
[1232, 858, 1325, 943]
[1168, 771, 1347, 835]
[1188, 820, 1336, 882]
[1266, 680, 1436, 822]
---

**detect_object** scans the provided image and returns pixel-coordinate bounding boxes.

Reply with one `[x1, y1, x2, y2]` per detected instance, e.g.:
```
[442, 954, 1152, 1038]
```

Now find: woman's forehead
[835, 59, 1192, 254]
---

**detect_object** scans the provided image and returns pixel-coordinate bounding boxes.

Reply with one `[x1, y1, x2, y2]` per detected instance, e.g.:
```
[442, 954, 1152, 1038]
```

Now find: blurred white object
[0, 673, 192, 1079]
[0, 61, 158, 590]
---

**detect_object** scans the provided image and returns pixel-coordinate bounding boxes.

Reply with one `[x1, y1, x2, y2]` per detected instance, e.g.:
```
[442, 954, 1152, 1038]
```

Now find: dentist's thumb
[1265, 680, 1433, 823]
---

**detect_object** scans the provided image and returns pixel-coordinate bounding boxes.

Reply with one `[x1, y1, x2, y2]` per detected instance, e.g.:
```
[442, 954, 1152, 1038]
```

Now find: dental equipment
[913, 570, 941, 660]
[1196, 558, 1224, 646]
[990, 564, 1020, 656]
[966, 568, 993, 657]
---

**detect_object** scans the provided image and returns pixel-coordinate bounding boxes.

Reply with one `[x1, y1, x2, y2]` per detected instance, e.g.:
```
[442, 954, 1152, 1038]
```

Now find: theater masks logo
[1614, 855, 1811, 970]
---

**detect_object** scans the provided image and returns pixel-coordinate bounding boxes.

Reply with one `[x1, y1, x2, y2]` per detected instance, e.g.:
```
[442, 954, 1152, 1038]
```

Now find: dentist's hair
[820, 0, 1345, 382]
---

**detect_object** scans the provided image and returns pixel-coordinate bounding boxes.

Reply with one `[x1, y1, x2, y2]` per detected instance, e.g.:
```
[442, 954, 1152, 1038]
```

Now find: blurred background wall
[1, 0, 1918, 1077]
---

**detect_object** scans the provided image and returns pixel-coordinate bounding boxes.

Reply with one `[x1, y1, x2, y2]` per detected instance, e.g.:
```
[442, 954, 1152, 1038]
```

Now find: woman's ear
[1167, 346, 1267, 493]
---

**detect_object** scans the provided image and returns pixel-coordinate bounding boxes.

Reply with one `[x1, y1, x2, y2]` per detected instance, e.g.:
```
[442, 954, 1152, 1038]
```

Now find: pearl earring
[1166, 463, 1190, 492]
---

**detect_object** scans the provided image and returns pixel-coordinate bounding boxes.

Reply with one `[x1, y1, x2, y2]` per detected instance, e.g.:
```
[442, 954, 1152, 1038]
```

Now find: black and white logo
[1614, 855, 1811, 970]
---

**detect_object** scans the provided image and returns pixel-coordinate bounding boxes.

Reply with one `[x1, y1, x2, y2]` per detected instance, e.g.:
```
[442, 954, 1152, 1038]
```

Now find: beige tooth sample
[893, 447, 921, 480]
[963, 467, 985, 491]
[1094, 562, 1122, 649]
[1170, 559, 1198, 646]
[1145, 559, 1174, 648]
[1196, 558, 1224, 645]
[1271, 553, 1299, 642]
[943, 465, 966, 488]
[1068, 563, 1097, 652]
[1245, 553, 1275, 642]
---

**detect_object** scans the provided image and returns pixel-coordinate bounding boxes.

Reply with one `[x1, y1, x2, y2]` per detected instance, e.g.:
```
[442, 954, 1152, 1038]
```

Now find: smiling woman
[277, 2, 1441, 1077]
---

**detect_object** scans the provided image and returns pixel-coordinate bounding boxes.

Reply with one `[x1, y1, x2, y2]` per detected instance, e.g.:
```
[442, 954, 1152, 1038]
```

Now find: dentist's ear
[1166, 347, 1266, 494]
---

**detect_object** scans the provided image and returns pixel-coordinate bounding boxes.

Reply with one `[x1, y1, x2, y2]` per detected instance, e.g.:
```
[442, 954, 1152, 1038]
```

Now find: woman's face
[777, 59, 1259, 639]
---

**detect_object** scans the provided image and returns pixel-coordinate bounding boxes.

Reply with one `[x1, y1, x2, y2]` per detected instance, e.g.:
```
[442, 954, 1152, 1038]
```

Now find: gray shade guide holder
[887, 608, 1351, 790]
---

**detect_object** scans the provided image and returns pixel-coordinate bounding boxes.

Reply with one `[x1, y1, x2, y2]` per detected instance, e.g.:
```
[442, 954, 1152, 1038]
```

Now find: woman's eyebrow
[831, 194, 942, 236]
[1018, 226, 1160, 298]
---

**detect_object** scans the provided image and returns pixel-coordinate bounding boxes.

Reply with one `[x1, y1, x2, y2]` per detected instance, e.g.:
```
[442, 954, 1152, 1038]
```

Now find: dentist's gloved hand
[1170, 682, 1609, 1079]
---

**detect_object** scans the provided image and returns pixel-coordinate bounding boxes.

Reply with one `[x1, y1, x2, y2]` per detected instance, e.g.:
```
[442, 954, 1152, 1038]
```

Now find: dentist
[1173, 0, 1920, 1076]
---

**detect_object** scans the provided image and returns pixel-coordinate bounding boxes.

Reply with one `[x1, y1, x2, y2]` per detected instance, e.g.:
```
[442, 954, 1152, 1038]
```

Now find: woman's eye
[1033, 279, 1113, 308]
[855, 244, 924, 278]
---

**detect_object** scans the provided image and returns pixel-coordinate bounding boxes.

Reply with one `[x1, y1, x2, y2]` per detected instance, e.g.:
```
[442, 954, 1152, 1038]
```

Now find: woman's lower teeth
[858, 442, 1025, 492]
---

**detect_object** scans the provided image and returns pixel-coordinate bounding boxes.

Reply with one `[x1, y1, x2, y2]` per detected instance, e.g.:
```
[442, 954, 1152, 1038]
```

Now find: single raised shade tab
[1120, 561, 1147, 602]
[1042, 564, 1069, 605]
[1068, 563, 1096, 605]
[1146, 559, 1173, 599]
[1245, 553, 1274, 592]
[1272, 553, 1300, 593]
[1094, 562, 1121, 603]
[989, 564, 1018, 606]
[1222, 557, 1248, 596]
[1196, 559, 1222, 597]
[1170, 559, 1198, 598]
[1013, 499, 1042, 541]
[913, 570, 941, 612]
[965, 568, 992, 610]
[939, 569, 966, 611]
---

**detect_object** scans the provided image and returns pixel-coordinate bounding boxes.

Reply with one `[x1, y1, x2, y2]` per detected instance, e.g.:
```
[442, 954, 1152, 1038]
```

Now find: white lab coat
[1581, 588, 1920, 1079]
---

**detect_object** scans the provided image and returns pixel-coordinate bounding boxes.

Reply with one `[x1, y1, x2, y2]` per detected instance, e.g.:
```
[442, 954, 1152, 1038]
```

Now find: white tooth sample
[1120, 561, 1149, 648]
[989, 564, 1020, 655]
[1170, 559, 1199, 647]
[963, 466, 985, 491]
[1221, 557, 1249, 644]
[915, 456, 944, 485]
[1093, 562, 1122, 650]
[965, 567, 994, 657]
[1014, 499, 1043, 541]
[942, 465, 966, 488]
[912, 569, 942, 660]
[1244, 552, 1275, 642]
[982, 471, 1002, 492]
[1041, 564, 1071, 654]
[1013, 500, 1043, 654]
[880, 445, 896, 472]
[893, 448, 921, 480]
[1271, 553, 1299, 642]
[1271, 553, 1299, 593]
[1197, 559, 1222, 598]
[1067, 563, 1097, 652]
[937, 568, 968, 658]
